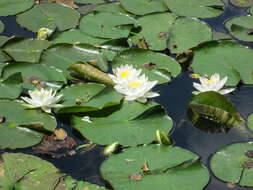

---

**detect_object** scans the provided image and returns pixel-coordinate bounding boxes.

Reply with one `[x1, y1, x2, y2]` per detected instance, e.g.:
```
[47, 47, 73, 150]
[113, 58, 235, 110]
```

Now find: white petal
[193, 82, 205, 92]
[218, 88, 235, 95]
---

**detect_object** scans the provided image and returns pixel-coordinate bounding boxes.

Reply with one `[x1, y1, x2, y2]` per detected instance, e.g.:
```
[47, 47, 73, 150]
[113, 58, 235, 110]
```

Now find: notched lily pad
[0, 0, 34, 16]
[164, 0, 224, 18]
[120, 0, 168, 15]
[226, 16, 253, 42]
[192, 41, 253, 86]
[188, 91, 244, 127]
[112, 49, 181, 84]
[79, 11, 136, 39]
[211, 142, 253, 187]
[16, 3, 80, 32]
[101, 144, 209, 190]
[72, 101, 173, 146]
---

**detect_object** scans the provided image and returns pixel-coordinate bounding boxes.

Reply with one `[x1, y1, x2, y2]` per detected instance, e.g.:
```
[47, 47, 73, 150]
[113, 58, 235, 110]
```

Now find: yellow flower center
[206, 79, 214, 84]
[119, 71, 130, 78]
[128, 81, 143, 87]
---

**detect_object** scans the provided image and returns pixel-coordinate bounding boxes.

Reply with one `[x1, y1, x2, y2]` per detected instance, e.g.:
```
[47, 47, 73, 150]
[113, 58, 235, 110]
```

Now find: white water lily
[21, 88, 63, 113]
[109, 64, 142, 84]
[193, 73, 235, 95]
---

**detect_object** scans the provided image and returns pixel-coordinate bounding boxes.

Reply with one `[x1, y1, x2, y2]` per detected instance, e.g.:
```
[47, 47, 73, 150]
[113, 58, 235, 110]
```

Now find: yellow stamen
[206, 79, 214, 84]
[128, 81, 142, 87]
[190, 73, 200, 79]
[119, 71, 130, 78]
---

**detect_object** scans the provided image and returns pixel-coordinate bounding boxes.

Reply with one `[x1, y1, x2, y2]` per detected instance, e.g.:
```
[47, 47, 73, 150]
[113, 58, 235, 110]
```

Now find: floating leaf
[72, 101, 173, 146]
[3, 38, 51, 63]
[120, 0, 168, 15]
[40, 43, 108, 74]
[16, 3, 80, 32]
[58, 84, 122, 113]
[168, 18, 213, 53]
[101, 145, 209, 190]
[164, 0, 224, 18]
[94, 2, 130, 14]
[129, 13, 177, 51]
[79, 12, 136, 39]
[188, 91, 244, 127]
[192, 41, 253, 86]
[225, 16, 253, 42]
[0, 153, 63, 189]
[0, 21, 4, 34]
[211, 142, 253, 187]
[230, 0, 253, 7]
[52, 29, 108, 45]
[247, 113, 253, 131]
[0, 0, 34, 16]
[113, 49, 181, 84]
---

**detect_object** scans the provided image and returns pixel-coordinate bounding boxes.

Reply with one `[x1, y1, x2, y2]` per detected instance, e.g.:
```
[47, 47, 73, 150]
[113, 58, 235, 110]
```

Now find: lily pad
[211, 142, 253, 187]
[189, 91, 244, 127]
[40, 43, 108, 74]
[0, 0, 34, 16]
[168, 18, 213, 54]
[0, 21, 4, 34]
[72, 101, 173, 146]
[192, 41, 253, 86]
[0, 73, 22, 99]
[225, 16, 253, 42]
[94, 2, 130, 14]
[3, 38, 51, 63]
[164, 0, 224, 18]
[112, 49, 181, 84]
[101, 145, 209, 190]
[0, 153, 63, 189]
[79, 12, 136, 39]
[129, 13, 177, 51]
[53, 29, 108, 45]
[120, 0, 168, 15]
[247, 113, 253, 131]
[230, 0, 253, 7]
[74, 0, 104, 4]
[58, 83, 122, 113]
[16, 3, 80, 32]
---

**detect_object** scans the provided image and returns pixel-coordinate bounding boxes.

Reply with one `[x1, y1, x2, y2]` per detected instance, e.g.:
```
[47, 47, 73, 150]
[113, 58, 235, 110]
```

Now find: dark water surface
[1, 0, 253, 189]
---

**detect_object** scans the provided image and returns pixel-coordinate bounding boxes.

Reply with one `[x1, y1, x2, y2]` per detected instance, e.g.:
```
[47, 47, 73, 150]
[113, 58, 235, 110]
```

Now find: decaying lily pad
[225, 16, 253, 42]
[0, 0, 34, 16]
[112, 49, 181, 84]
[164, 0, 224, 18]
[101, 144, 210, 190]
[188, 91, 244, 127]
[72, 101, 173, 146]
[211, 142, 253, 187]
[16, 3, 80, 32]
[192, 41, 253, 86]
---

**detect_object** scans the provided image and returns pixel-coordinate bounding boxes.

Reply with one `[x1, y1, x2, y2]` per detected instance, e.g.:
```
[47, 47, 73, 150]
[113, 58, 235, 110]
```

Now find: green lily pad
[230, 0, 253, 7]
[210, 142, 253, 187]
[58, 83, 122, 113]
[74, 0, 104, 4]
[52, 29, 108, 45]
[72, 101, 173, 146]
[225, 16, 253, 42]
[247, 113, 253, 131]
[2, 63, 67, 84]
[192, 41, 253, 86]
[129, 13, 177, 51]
[94, 2, 130, 14]
[0, 50, 11, 62]
[120, 0, 168, 15]
[3, 38, 51, 63]
[0, 153, 63, 189]
[164, 0, 224, 18]
[0, 36, 12, 47]
[101, 145, 209, 190]
[168, 18, 213, 53]
[0, 21, 4, 33]
[112, 49, 181, 84]
[79, 12, 136, 39]
[189, 91, 244, 127]
[251, 6, 253, 14]
[40, 43, 108, 74]
[0, 0, 34, 16]
[16, 3, 80, 32]
[0, 100, 56, 148]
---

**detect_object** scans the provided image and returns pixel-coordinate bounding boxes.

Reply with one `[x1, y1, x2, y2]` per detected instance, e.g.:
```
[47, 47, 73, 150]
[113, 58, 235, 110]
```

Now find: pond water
[1, 0, 253, 189]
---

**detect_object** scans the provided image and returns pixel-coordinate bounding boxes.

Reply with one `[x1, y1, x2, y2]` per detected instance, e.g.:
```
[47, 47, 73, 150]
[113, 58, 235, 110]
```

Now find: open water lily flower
[193, 73, 235, 95]
[109, 64, 142, 84]
[21, 88, 63, 113]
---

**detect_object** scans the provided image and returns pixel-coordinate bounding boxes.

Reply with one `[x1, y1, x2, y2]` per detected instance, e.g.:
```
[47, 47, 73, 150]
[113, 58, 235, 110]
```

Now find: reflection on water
[1, 0, 253, 189]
